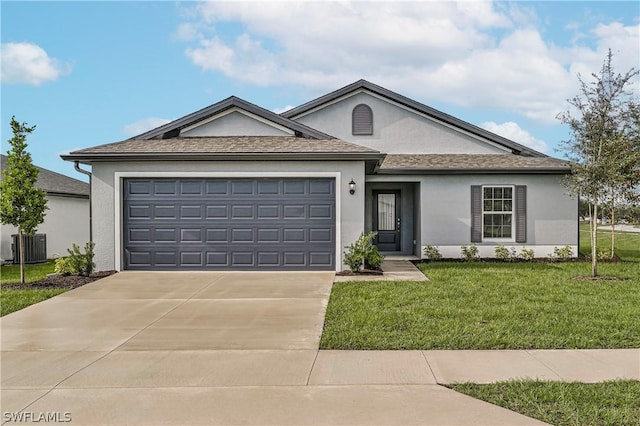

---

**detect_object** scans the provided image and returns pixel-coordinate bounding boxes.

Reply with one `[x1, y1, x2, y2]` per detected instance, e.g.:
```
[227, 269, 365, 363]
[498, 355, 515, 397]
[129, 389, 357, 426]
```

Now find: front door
[373, 190, 401, 252]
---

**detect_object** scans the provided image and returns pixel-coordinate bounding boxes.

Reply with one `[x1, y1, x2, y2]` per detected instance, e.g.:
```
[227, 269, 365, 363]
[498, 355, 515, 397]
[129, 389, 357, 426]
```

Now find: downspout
[74, 161, 93, 243]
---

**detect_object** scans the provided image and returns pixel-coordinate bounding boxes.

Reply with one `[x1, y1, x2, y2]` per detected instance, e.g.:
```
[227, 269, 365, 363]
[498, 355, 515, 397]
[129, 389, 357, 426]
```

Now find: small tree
[557, 50, 639, 276]
[0, 117, 48, 283]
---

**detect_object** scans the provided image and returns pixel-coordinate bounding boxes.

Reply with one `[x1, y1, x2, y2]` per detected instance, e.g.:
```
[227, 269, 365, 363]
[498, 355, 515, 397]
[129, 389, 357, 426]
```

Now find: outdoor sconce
[349, 179, 356, 195]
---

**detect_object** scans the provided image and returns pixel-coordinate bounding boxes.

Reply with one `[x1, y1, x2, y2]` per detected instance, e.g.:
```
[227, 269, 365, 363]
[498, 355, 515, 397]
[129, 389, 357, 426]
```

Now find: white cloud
[272, 105, 295, 114]
[123, 117, 172, 136]
[481, 121, 549, 153]
[177, 1, 640, 125]
[1, 42, 71, 85]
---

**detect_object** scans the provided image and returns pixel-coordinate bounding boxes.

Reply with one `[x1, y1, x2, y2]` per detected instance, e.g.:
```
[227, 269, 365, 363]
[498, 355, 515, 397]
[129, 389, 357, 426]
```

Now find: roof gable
[283, 80, 546, 157]
[134, 96, 335, 140]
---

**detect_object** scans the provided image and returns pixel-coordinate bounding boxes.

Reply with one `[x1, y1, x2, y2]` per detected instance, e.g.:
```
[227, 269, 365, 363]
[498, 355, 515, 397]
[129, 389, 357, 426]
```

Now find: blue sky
[1, 1, 639, 181]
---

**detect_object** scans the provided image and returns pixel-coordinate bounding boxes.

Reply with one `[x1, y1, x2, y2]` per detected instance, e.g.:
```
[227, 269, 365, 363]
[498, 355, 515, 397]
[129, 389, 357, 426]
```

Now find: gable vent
[352, 104, 373, 135]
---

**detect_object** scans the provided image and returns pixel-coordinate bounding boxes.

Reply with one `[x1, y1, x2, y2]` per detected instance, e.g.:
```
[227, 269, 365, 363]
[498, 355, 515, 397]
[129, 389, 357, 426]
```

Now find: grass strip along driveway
[0, 261, 63, 316]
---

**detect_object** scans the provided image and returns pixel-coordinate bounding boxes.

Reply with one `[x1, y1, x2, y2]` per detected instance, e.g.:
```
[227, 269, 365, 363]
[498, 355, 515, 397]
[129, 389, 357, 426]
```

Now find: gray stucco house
[1, 155, 90, 262]
[62, 80, 577, 272]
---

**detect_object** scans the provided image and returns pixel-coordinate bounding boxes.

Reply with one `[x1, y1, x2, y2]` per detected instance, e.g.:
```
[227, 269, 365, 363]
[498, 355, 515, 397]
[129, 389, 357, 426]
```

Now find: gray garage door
[123, 178, 335, 270]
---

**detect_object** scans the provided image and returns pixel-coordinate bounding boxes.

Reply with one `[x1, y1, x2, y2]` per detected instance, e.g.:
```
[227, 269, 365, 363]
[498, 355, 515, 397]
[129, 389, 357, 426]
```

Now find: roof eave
[376, 167, 572, 175]
[61, 152, 384, 163]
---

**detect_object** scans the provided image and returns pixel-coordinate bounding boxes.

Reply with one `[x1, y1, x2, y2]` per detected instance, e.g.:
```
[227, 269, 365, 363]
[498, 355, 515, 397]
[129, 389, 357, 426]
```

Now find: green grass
[321, 229, 640, 350]
[450, 380, 640, 426]
[1, 288, 67, 316]
[1, 260, 60, 316]
[1, 260, 55, 284]
[580, 222, 640, 261]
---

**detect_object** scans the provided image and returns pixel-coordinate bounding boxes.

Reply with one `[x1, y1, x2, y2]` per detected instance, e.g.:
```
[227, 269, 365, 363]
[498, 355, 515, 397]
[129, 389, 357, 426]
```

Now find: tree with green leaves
[558, 50, 640, 276]
[0, 117, 48, 283]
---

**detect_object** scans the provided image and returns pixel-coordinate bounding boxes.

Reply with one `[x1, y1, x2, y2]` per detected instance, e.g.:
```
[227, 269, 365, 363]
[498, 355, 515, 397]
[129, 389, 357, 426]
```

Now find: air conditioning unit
[11, 234, 47, 264]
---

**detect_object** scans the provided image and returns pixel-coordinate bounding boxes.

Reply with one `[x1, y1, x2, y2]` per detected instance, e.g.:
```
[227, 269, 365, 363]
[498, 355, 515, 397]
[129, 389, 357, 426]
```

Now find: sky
[1, 1, 639, 181]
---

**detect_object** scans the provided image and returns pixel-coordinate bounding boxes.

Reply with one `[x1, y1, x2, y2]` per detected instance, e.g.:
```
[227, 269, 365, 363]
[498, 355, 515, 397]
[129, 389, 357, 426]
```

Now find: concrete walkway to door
[3, 271, 547, 425]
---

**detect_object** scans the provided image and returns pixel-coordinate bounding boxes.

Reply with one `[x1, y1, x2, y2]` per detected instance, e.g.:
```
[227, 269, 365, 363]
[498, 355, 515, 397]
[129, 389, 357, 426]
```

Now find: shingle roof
[1, 154, 89, 197]
[63, 136, 382, 161]
[379, 154, 571, 174]
[283, 79, 546, 158]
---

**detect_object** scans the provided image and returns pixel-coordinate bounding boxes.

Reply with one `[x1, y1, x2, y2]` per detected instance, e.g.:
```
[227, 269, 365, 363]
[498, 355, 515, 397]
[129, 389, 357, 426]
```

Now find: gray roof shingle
[65, 136, 381, 159]
[1, 154, 89, 197]
[379, 154, 571, 174]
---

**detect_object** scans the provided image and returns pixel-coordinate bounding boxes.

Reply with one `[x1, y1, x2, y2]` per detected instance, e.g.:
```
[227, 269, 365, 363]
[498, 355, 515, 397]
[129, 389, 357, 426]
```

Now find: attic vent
[352, 104, 373, 135]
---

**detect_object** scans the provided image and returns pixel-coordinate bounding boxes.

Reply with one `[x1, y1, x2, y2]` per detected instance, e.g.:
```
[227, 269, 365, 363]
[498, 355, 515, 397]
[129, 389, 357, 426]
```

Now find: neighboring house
[62, 80, 577, 272]
[1, 154, 90, 262]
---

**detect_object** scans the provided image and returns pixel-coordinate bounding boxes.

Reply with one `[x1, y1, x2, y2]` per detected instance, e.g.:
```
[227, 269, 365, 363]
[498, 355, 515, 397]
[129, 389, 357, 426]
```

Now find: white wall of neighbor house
[180, 110, 293, 137]
[0, 195, 89, 261]
[292, 91, 511, 155]
[90, 160, 366, 272]
[367, 174, 578, 258]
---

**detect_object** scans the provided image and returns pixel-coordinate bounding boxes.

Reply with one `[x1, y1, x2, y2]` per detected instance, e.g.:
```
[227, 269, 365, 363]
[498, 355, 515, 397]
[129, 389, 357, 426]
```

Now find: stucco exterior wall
[1, 195, 89, 262]
[293, 92, 510, 155]
[367, 174, 578, 258]
[91, 160, 366, 272]
[180, 111, 292, 137]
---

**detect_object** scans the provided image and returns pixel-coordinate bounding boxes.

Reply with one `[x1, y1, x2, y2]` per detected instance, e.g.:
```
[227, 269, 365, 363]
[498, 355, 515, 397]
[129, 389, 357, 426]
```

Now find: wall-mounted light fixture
[349, 179, 356, 195]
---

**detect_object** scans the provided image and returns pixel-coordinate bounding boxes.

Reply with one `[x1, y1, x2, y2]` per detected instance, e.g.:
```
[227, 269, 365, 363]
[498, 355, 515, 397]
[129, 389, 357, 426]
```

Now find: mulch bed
[2, 271, 117, 291]
[336, 269, 383, 276]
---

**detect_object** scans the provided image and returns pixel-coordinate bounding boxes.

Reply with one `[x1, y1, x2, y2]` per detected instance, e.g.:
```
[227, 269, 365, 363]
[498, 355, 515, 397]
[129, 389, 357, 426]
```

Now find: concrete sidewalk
[311, 349, 640, 385]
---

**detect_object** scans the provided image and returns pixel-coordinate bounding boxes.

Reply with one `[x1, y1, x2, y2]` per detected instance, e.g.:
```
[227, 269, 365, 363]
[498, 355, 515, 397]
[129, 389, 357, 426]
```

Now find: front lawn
[1, 260, 59, 316]
[0, 260, 55, 284]
[1, 288, 67, 316]
[450, 380, 640, 426]
[321, 230, 640, 350]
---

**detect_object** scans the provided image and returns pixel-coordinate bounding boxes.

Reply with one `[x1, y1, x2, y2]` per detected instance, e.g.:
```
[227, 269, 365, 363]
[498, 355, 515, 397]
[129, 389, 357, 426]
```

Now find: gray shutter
[470, 185, 482, 242]
[352, 104, 373, 135]
[515, 185, 527, 243]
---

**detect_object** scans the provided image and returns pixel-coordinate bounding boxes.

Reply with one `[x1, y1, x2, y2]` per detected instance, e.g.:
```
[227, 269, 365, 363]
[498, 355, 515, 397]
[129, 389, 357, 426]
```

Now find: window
[352, 104, 373, 135]
[482, 186, 513, 239]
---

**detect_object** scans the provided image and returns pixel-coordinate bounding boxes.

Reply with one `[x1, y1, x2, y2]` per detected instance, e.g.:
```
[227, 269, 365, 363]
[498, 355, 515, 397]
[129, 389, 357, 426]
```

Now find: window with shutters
[482, 186, 514, 240]
[352, 104, 373, 135]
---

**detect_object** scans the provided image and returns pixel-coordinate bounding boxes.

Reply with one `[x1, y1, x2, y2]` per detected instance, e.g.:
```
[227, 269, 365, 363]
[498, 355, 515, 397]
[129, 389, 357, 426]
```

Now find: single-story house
[1, 154, 90, 262]
[62, 80, 577, 272]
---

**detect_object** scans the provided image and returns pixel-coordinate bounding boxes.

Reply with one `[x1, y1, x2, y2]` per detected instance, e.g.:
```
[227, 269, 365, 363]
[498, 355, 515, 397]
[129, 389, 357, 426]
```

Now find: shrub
[586, 247, 613, 261]
[461, 244, 480, 262]
[66, 242, 96, 276]
[54, 257, 74, 276]
[344, 232, 384, 272]
[423, 245, 442, 260]
[549, 245, 574, 262]
[365, 247, 384, 270]
[494, 245, 511, 261]
[519, 247, 535, 261]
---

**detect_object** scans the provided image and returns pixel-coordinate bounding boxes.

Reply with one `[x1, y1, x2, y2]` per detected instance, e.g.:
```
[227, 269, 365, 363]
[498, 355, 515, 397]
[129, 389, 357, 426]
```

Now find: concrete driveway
[1, 272, 544, 425]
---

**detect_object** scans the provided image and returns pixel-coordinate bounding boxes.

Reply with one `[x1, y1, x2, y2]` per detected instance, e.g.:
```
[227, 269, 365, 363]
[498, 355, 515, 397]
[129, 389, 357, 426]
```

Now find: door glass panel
[377, 194, 396, 231]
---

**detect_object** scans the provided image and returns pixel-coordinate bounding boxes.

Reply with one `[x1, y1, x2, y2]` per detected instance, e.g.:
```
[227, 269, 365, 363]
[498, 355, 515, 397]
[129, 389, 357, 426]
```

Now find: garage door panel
[231, 205, 254, 219]
[124, 178, 335, 270]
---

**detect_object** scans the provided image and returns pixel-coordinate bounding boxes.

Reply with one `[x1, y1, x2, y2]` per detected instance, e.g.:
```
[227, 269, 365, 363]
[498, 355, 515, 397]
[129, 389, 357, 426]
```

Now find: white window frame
[482, 185, 515, 242]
